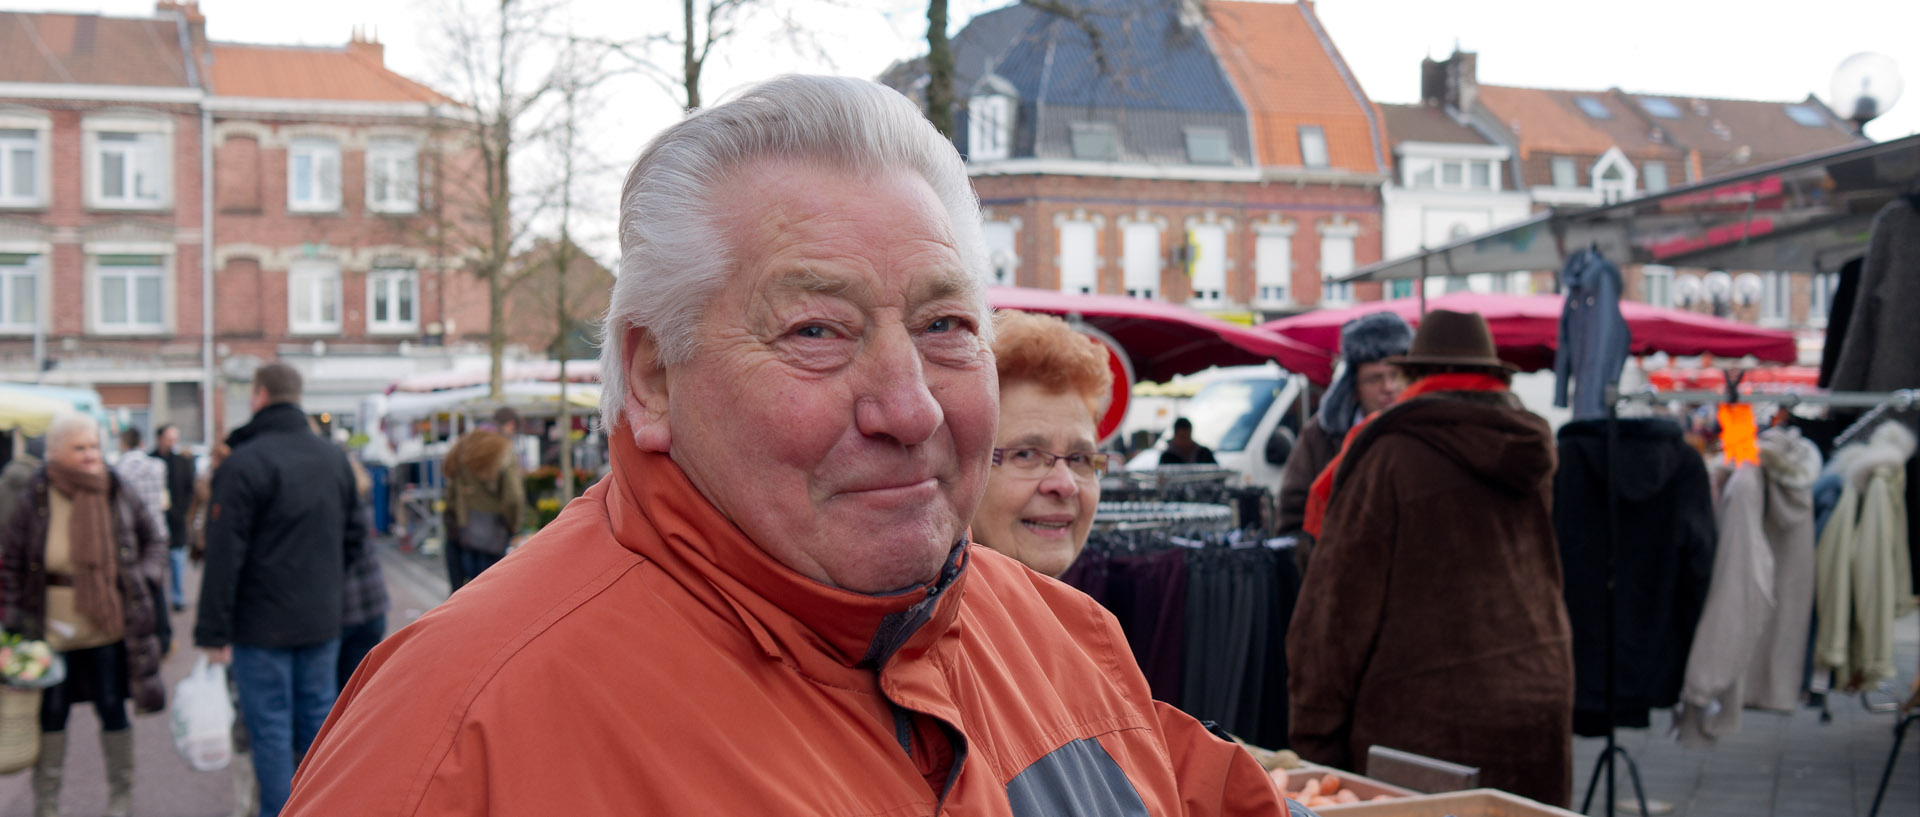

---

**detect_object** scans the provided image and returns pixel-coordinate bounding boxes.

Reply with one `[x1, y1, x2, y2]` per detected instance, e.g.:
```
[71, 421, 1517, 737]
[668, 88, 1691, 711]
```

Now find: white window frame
[1551, 157, 1577, 189]
[1254, 223, 1294, 308]
[88, 250, 170, 335]
[288, 260, 343, 334]
[84, 115, 172, 210]
[365, 139, 419, 215]
[1760, 270, 1790, 326]
[0, 250, 44, 334]
[1120, 221, 1161, 299]
[968, 94, 1014, 162]
[1186, 223, 1228, 306]
[1642, 265, 1674, 309]
[0, 112, 50, 209]
[366, 266, 420, 334]
[1057, 219, 1098, 294]
[982, 219, 1019, 286]
[1591, 148, 1636, 204]
[1642, 161, 1669, 194]
[1319, 221, 1359, 306]
[1809, 271, 1836, 328]
[288, 138, 343, 213]
[1298, 125, 1330, 168]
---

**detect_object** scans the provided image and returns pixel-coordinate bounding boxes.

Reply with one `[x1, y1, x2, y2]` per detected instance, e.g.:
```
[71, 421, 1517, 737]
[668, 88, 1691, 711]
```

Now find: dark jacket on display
[1289, 390, 1573, 807]
[195, 402, 365, 650]
[3, 467, 169, 713]
[1553, 249, 1631, 421]
[1554, 418, 1716, 736]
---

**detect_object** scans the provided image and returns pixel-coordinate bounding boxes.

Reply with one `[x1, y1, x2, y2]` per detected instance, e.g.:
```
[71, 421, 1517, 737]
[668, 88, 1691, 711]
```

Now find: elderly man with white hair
[4, 412, 168, 817]
[285, 76, 1304, 817]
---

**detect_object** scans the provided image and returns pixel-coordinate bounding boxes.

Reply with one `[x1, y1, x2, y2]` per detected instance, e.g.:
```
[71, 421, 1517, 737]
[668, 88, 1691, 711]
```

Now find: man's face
[157, 426, 179, 452]
[1354, 361, 1408, 415]
[633, 160, 997, 593]
[51, 428, 104, 475]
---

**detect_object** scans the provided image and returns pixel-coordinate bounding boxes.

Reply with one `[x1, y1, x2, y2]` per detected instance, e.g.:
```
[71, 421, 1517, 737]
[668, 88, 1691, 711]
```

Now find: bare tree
[540, 34, 611, 504]
[429, 0, 560, 400]
[599, 0, 829, 112]
[926, 0, 953, 137]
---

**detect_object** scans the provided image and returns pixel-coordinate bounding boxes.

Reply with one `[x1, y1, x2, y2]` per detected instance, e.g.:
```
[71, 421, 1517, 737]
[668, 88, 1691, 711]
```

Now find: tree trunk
[682, 0, 701, 111]
[487, 0, 513, 401]
[555, 244, 574, 506]
[926, 0, 953, 138]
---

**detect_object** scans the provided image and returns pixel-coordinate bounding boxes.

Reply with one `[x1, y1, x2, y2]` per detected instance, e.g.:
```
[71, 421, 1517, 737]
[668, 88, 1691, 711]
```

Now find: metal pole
[1418, 250, 1429, 314]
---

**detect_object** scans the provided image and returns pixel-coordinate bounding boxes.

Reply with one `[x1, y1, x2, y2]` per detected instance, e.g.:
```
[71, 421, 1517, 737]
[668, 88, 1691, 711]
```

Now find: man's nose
[853, 327, 943, 447]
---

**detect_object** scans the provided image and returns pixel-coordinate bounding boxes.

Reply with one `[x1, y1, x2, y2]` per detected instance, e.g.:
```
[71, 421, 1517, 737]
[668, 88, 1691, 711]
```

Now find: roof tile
[1378, 103, 1491, 146]
[210, 43, 444, 103]
[1206, 1, 1383, 172]
[0, 12, 193, 88]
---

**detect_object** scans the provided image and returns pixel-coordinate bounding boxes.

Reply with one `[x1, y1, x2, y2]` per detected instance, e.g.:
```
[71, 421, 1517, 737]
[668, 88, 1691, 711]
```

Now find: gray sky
[13, 0, 1916, 260]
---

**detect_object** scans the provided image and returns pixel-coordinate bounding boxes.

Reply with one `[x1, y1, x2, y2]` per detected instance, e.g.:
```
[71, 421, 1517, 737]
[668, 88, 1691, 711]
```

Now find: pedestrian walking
[339, 456, 389, 687]
[2, 412, 168, 817]
[195, 363, 364, 817]
[153, 423, 197, 611]
[110, 427, 168, 552]
[283, 75, 1303, 817]
[440, 420, 525, 592]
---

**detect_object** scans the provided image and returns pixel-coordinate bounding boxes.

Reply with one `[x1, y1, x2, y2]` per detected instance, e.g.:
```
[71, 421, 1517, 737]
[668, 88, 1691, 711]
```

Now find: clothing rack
[1092, 501, 1236, 532]
[1590, 385, 1919, 817]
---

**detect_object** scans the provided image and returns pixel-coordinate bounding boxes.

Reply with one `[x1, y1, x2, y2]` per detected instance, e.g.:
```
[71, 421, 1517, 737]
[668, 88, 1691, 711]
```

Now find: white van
[1123, 363, 1311, 493]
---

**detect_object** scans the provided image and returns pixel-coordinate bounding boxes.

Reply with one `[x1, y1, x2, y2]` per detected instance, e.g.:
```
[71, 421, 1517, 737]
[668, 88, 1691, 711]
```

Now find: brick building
[0, 3, 492, 440]
[0, 7, 210, 439]
[203, 27, 486, 431]
[901, 0, 1388, 321]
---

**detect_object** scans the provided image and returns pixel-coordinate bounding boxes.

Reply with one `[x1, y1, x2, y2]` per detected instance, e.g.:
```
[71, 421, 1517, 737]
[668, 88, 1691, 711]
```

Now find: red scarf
[1302, 373, 1510, 538]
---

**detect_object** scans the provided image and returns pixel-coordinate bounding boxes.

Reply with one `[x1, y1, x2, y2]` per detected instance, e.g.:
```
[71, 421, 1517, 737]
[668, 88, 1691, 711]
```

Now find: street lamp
[1830, 53, 1903, 136]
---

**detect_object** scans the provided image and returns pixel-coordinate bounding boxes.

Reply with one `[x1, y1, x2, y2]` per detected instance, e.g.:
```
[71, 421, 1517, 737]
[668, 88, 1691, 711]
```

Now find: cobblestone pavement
[1571, 613, 1919, 817]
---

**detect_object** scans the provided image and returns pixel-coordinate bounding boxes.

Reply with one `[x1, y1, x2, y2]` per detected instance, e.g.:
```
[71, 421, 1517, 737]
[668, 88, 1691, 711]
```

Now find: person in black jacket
[153, 423, 196, 612]
[194, 363, 363, 817]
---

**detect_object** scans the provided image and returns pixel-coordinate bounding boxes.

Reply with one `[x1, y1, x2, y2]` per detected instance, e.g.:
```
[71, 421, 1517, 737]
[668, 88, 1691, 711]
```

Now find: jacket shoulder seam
[400, 547, 645, 813]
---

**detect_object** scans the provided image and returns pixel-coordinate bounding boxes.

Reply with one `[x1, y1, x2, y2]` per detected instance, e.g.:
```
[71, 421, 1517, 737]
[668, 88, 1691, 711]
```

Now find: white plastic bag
[171, 657, 235, 771]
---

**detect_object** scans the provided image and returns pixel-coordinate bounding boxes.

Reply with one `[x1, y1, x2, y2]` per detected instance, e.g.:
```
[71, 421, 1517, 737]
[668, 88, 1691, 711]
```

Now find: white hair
[598, 74, 991, 429]
[46, 412, 99, 450]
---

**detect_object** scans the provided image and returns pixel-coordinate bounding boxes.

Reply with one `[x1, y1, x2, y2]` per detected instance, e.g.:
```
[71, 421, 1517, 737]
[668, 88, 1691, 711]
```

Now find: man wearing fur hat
[1288, 310, 1573, 807]
[1277, 311, 1410, 572]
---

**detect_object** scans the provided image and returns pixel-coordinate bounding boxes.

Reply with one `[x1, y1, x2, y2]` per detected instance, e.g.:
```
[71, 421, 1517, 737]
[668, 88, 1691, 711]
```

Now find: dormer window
[967, 77, 1017, 162]
[1184, 127, 1231, 165]
[1070, 122, 1119, 161]
[1591, 148, 1635, 203]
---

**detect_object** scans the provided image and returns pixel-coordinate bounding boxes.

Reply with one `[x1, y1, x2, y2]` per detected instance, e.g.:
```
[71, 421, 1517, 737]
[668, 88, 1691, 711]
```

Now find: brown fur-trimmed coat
[1288, 390, 1573, 806]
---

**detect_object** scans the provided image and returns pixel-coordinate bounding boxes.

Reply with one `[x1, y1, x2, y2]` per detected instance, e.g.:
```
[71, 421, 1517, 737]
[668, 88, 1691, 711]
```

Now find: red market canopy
[989, 287, 1333, 384]
[1257, 292, 1798, 373]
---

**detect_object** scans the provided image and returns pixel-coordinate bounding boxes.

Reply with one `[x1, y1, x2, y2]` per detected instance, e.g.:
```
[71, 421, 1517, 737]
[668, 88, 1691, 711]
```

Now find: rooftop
[1206, 0, 1385, 173]
[0, 11, 194, 88]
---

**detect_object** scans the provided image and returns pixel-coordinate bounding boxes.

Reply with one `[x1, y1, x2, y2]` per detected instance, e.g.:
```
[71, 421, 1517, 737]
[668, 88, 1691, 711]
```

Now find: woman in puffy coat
[3, 412, 167, 817]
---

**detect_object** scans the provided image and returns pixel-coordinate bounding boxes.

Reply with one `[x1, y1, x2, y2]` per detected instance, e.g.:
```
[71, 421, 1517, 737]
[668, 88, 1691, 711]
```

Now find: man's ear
[625, 327, 673, 453]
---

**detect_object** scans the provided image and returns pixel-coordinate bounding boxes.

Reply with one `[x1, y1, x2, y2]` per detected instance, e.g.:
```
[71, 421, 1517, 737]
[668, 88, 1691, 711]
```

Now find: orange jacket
[287, 433, 1295, 816]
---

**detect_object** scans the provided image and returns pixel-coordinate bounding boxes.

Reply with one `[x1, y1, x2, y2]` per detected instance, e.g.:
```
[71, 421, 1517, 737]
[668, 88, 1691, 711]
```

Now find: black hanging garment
[1827, 196, 1920, 588]
[1554, 418, 1718, 736]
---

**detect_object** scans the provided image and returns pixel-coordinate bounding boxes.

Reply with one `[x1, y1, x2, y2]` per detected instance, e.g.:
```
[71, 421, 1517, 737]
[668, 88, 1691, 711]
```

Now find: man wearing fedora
[1286, 310, 1574, 807]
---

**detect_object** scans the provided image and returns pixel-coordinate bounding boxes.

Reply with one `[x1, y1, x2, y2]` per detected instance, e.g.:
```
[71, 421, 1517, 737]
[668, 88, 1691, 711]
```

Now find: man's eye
[926, 316, 969, 334]
[794, 324, 834, 339]
[1008, 448, 1044, 464]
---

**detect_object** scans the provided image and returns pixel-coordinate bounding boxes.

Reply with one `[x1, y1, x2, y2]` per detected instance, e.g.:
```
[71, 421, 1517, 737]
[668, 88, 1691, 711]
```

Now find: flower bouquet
[0, 631, 64, 690]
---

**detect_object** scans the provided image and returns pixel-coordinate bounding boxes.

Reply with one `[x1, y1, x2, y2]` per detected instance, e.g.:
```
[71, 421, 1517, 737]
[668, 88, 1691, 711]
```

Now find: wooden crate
[1300, 789, 1584, 817]
[1274, 764, 1418, 811]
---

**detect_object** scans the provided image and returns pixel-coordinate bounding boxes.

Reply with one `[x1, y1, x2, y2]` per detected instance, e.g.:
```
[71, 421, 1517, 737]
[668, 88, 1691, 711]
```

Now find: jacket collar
[602, 427, 968, 686]
[226, 402, 311, 448]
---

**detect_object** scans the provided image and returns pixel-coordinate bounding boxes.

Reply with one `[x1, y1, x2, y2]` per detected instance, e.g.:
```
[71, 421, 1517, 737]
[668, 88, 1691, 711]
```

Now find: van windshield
[1183, 378, 1283, 453]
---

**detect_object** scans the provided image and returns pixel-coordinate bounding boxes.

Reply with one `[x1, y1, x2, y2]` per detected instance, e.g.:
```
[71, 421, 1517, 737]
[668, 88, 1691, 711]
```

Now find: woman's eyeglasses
[991, 447, 1110, 480]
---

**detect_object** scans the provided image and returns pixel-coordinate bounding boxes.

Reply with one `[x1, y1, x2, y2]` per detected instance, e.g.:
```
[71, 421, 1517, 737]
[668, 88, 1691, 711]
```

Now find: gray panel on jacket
[1005, 738, 1149, 817]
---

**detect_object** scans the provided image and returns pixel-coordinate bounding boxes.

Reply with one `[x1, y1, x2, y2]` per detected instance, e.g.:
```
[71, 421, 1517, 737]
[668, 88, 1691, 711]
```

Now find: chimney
[1421, 57, 1447, 107]
[155, 1, 205, 46]
[348, 25, 384, 65]
[1449, 50, 1478, 113]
